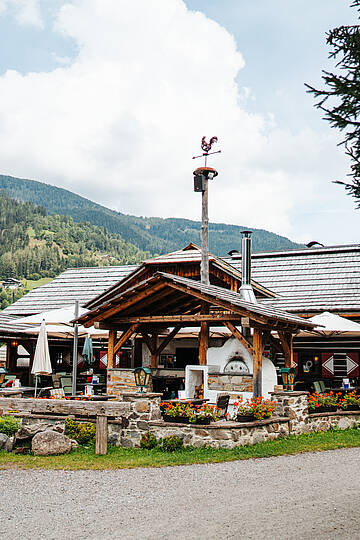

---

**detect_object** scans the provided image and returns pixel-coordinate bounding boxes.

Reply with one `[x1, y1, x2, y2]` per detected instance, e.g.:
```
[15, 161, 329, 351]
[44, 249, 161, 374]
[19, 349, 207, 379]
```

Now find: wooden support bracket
[224, 322, 254, 355]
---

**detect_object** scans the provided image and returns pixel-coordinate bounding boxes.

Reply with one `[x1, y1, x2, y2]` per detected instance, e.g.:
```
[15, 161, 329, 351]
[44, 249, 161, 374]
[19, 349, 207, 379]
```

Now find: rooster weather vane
[193, 136, 221, 167]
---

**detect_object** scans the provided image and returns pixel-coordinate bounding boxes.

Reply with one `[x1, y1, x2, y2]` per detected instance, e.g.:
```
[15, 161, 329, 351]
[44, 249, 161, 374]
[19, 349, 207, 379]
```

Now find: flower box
[236, 414, 256, 423]
[341, 404, 360, 411]
[163, 415, 189, 424]
[311, 405, 338, 414]
[189, 417, 211, 425]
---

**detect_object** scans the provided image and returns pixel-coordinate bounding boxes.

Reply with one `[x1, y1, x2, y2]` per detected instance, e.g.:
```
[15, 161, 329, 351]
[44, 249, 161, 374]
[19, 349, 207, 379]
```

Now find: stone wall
[147, 417, 289, 449]
[270, 391, 309, 435]
[107, 368, 152, 396]
[3, 391, 360, 451]
[207, 373, 253, 393]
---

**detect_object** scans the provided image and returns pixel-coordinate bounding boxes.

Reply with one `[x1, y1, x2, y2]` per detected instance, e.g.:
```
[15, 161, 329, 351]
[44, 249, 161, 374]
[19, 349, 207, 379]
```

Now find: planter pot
[311, 405, 338, 414]
[163, 415, 189, 424]
[189, 417, 211, 425]
[341, 404, 360, 411]
[236, 414, 256, 423]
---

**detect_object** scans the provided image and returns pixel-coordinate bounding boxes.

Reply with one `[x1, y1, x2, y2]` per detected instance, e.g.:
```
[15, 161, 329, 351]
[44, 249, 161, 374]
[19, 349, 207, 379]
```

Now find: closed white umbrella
[31, 320, 52, 397]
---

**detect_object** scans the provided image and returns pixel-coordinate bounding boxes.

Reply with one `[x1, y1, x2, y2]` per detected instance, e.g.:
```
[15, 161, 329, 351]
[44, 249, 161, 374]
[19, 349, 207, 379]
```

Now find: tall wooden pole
[201, 176, 209, 287]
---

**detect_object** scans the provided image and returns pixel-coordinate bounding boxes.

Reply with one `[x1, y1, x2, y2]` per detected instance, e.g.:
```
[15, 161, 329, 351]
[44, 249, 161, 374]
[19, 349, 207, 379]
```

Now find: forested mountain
[0, 192, 148, 281]
[0, 175, 302, 255]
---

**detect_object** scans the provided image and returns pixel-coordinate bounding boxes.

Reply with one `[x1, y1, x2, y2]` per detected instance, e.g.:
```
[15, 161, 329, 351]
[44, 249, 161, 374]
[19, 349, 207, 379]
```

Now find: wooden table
[162, 398, 209, 405]
[332, 387, 358, 394]
[67, 395, 117, 401]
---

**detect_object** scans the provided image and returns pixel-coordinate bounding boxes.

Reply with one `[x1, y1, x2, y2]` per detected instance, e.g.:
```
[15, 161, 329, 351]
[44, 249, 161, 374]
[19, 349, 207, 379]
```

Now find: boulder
[0, 433, 13, 452]
[32, 430, 73, 456]
[16, 423, 50, 440]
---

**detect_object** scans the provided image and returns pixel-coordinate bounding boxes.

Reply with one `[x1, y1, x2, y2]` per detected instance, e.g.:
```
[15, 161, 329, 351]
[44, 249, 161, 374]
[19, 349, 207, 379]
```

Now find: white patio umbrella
[31, 320, 52, 397]
[298, 311, 360, 337]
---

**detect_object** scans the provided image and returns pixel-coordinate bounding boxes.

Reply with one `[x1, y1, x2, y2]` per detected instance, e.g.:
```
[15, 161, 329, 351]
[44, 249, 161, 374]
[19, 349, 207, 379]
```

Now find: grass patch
[21, 277, 53, 291]
[1, 428, 360, 470]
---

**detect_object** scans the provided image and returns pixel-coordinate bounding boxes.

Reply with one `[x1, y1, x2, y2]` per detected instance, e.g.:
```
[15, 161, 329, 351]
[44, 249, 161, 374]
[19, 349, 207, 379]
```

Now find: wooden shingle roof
[78, 272, 315, 331]
[224, 244, 360, 314]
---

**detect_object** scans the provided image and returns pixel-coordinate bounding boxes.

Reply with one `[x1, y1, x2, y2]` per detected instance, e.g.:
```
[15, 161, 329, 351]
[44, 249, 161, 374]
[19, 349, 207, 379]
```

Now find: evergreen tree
[305, 1, 360, 203]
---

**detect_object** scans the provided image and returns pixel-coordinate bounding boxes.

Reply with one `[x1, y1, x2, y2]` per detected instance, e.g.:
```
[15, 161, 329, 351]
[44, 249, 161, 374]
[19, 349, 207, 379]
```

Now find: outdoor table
[162, 398, 209, 405]
[67, 395, 117, 401]
[331, 387, 358, 394]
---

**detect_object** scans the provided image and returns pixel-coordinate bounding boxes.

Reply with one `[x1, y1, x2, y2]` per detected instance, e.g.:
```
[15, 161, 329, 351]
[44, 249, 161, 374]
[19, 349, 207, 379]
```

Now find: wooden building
[1, 242, 360, 390]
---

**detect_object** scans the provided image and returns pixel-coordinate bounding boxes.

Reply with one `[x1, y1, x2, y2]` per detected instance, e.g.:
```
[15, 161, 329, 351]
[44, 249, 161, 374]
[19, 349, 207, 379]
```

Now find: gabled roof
[224, 243, 360, 314]
[78, 272, 315, 331]
[3, 265, 138, 316]
[84, 243, 274, 312]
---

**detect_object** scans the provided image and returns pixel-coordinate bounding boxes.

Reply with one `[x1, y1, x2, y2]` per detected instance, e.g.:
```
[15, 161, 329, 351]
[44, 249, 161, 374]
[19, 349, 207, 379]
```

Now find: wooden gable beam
[224, 322, 254, 355]
[85, 282, 166, 325]
[163, 280, 268, 325]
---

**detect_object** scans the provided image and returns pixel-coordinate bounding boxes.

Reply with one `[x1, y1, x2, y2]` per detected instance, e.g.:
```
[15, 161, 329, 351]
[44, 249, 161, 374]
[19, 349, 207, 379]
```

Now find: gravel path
[0, 448, 359, 540]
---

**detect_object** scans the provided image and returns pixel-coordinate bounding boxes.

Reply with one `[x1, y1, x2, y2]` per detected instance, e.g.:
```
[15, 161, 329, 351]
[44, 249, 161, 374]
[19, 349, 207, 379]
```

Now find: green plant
[65, 418, 96, 445]
[308, 392, 339, 411]
[0, 415, 20, 436]
[339, 390, 360, 410]
[158, 435, 184, 452]
[140, 431, 157, 449]
[233, 397, 277, 420]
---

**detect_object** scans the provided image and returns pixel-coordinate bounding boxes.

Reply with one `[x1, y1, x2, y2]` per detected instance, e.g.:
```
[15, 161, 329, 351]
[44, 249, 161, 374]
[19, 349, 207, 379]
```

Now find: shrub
[0, 415, 21, 436]
[65, 418, 96, 445]
[158, 435, 184, 452]
[140, 431, 157, 449]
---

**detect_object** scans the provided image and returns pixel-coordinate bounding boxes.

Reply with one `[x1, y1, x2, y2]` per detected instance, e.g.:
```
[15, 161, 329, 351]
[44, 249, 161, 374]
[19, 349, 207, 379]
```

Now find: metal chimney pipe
[239, 230, 257, 303]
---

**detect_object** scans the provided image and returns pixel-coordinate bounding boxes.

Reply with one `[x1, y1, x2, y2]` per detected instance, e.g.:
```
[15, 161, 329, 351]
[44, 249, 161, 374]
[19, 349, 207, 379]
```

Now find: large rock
[16, 423, 50, 441]
[0, 433, 13, 452]
[32, 430, 73, 456]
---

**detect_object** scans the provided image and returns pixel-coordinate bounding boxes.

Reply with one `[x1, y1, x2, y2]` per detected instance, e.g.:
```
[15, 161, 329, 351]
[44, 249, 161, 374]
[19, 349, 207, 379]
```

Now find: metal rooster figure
[193, 136, 221, 167]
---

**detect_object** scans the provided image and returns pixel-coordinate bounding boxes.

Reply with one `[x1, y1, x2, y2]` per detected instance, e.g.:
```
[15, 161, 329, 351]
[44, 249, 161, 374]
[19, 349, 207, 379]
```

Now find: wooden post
[107, 330, 116, 369]
[278, 331, 293, 367]
[95, 414, 108, 455]
[199, 301, 209, 365]
[253, 328, 263, 398]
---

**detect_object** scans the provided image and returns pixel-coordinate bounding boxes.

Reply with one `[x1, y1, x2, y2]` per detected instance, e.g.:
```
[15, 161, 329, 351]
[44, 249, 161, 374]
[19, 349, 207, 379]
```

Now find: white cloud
[0, 0, 43, 27]
[0, 0, 351, 243]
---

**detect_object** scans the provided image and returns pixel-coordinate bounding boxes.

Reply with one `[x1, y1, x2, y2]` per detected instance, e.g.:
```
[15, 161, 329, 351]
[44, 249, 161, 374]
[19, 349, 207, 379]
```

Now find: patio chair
[60, 376, 73, 396]
[215, 393, 230, 419]
[313, 381, 322, 393]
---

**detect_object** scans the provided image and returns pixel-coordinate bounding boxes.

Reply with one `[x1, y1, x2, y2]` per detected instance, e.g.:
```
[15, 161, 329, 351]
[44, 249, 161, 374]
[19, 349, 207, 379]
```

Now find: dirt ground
[0, 447, 359, 539]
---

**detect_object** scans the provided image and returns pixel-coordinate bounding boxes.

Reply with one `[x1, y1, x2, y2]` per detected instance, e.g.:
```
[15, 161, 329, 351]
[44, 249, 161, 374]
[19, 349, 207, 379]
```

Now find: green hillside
[0, 175, 302, 255]
[0, 192, 148, 281]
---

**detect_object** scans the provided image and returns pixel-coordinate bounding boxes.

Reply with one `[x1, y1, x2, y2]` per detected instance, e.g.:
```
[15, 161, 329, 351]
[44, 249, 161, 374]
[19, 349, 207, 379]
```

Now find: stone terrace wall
[107, 368, 152, 397]
[147, 417, 289, 449]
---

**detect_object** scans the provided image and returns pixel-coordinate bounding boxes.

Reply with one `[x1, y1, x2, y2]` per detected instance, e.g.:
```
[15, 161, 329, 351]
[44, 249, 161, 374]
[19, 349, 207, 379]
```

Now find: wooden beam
[278, 331, 293, 367]
[107, 330, 116, 370]
[199, 302, 209, 366]
[113, 324, 139, 355]
[141, 332, 155, 354]
[253, 328, 264, 398]
[162, 280, 269, 325]
[88, 282, 166, 324]
[107, 313, 245, 326]
[224, 322, 254, 355]
[156, 326, 182, 355]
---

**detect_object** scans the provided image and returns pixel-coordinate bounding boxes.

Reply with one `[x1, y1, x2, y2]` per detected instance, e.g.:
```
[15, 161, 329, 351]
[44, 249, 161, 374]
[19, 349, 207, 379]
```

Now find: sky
[0, 0, 359, 246]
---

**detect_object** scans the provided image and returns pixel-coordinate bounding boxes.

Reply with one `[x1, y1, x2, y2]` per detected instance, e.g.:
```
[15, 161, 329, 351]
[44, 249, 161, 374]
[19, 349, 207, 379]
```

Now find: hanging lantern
[0, 367, 7, 384]
[133, 367, 152, 393]
[279, 367, 296, 391]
